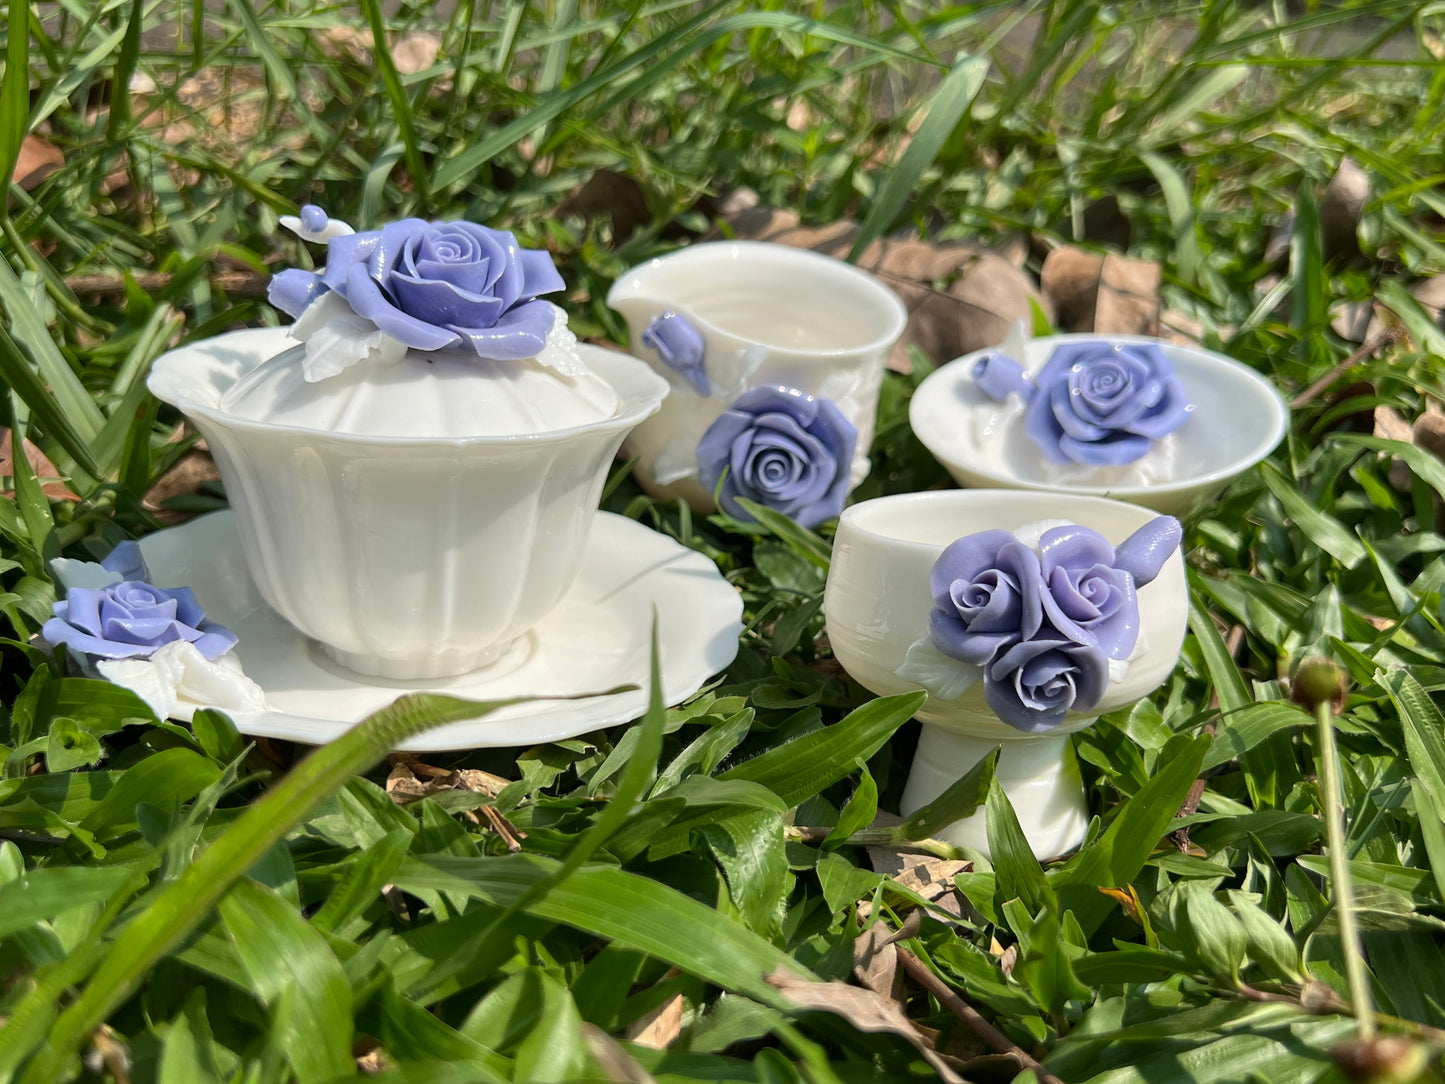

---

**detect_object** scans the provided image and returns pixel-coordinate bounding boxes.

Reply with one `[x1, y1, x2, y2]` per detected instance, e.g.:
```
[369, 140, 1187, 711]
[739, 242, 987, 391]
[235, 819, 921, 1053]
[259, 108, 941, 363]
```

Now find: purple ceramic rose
[974, 341, 1191, 466]
[43, 580, 237, 662]
[270, 218, 565, 361]
[927, 515, 1181, 730]
[696, 386, 857, 529]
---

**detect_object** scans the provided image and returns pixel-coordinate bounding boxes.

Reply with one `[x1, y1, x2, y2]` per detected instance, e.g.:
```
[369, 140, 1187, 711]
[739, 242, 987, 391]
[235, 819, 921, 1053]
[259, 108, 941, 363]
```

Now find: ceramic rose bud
[42, 544, 265, 723]
[608, 241, 907, 522]
[697, 386, 857, 529]
[824, 491, 1189, 859]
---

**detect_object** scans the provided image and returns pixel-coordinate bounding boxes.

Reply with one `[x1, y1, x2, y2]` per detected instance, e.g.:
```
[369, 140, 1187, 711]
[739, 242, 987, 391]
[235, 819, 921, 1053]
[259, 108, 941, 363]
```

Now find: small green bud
[1291, 655, 1350, 714]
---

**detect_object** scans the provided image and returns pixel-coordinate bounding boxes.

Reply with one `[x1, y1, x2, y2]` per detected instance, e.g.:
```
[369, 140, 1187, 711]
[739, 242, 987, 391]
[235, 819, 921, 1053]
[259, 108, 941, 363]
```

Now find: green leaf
[512, 972, 586, 1083]
[1203, 703, 1310, 771]
[158, 989, 235, 1084]
[4, 689, 549, 1081]
[823, 761, 876, 848]
[733, 497, 833, 570]
[719, 691, 925, 807]
[0, 0, 29, 191]
[1381, 667, 1445, 819]
[1226, 890, 1301, 983]
[886, 746, 998, 843]
[1055, 735, 1211, 934]
[311, 829, 412, 936]
[219, 879, 353, 1084]
[986, 779, 1049, 916]
[701, 808, 789, 936]
[0, 865, 135, 940]
[190, 709, 245, 764]
[1259, 461, 1366, 568]
[849, 54, 988, 260]
[1181, 886, 1248, 981]
[394, 853, 807, 1005]
[44, 717, 102, 773]
[1188, 592, 1251, 714]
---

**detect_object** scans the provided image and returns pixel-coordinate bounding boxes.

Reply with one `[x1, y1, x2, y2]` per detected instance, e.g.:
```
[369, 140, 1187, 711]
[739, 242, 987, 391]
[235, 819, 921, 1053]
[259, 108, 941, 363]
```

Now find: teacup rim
[607, 240, 910, 359]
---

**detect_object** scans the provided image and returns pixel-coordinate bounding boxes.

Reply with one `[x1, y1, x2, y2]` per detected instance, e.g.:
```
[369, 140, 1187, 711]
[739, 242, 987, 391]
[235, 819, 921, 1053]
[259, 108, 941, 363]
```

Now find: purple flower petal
[448, 298, 556, 360]
[346, 262, 460, 351]
[100, 540, 149, 583]
[267, 269, 328, 319]
[1057, 431, 1154, 466]
[391, 272, 506, 329]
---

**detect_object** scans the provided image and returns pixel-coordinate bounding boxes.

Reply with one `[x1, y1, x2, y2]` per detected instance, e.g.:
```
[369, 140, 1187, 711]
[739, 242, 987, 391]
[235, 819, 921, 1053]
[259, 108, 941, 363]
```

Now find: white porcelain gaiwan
[608, 241, 908, 526]
[149, 211, 668, 680]
[824, 490, 1188, 859]
[910, 332, 1289, 516]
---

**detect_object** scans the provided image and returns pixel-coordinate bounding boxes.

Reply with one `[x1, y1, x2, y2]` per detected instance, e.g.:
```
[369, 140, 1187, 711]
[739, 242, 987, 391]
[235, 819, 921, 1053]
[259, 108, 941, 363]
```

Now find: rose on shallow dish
[42, 542, 266, 723]
[824, 490, 1189, 859]
[910, 331, 1289, 516]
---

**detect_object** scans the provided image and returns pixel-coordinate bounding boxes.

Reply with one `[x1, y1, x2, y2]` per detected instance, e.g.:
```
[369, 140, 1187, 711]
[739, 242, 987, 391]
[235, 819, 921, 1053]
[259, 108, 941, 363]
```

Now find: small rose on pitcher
[695, 385, 857, 529]
[898, 515, 1182, 731]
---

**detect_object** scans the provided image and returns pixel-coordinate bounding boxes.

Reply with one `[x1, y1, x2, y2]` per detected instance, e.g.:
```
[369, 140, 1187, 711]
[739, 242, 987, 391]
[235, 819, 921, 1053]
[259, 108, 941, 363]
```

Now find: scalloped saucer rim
[138, 510, 743, 750]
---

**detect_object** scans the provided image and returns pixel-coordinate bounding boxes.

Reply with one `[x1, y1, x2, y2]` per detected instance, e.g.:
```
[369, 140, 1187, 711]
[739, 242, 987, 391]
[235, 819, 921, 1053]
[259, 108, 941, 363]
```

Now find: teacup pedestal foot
[900, 723, 1089, 860]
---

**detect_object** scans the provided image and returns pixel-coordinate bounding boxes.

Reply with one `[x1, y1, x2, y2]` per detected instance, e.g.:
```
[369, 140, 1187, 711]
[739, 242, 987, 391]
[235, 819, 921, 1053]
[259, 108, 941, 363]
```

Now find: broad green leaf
[1181, 886, 1247, 981]
[701, 808, 789, 936]
[653, 707, 754, 794]
[219, 878, 353, 1084]
[512, 973, 586, 1083]
[0, 865, 135, 940]
[158, 989, 235, 1084]
[986, 780, 1048, 916]
[1188, 594, 1250, 714]
[44, 717, 102, 773]
[1055, 736, 1211, 934]
[1381, 667, 1445, 819]
[822, 762, 876, 848]
[394, 853, 807, 1004]
[310, 828, 413, 936]
[1259, 461, 1366, 568]
[719, 691, 925, 807]
[1225, 891, 1301, 983]
[1203, 703, 1310, 771]
[886, 746, 998, 843]
[78, 747, 221, 842]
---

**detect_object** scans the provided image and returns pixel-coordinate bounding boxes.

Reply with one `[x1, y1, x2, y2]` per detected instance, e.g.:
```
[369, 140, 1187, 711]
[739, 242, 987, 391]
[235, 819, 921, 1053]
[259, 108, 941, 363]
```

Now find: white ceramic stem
[901, 724, 1089, 860]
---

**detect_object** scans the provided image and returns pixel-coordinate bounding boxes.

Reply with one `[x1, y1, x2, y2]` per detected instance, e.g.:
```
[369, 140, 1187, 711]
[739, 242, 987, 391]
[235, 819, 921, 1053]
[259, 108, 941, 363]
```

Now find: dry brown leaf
[13, 134, 63, 192]
[0, 431, 80, 501]
[1097, 884, 1145, 926]
[581, 1023, 658, 1084]
[625, 990, 684, 1050]
[766, 968, 965, 1084]
[852, 921, 901, 1000]
[1041, 245, 1160, 335]
[392, 31, 441, 75]
[559, 170, 651, 244]
[144, 448, 221, 519]
[996, 944, 1018, 978]
[1321, 156, 1368, 262]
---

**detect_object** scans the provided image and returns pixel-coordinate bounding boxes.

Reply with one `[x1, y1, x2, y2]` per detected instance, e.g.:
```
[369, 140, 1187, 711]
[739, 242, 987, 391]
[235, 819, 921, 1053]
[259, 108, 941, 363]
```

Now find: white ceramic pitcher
[608, 241, 907, 513]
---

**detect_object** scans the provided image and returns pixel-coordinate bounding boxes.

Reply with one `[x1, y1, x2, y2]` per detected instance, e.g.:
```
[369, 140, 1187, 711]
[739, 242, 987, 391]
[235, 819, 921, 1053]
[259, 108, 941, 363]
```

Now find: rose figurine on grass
[42, 542, 266, 723]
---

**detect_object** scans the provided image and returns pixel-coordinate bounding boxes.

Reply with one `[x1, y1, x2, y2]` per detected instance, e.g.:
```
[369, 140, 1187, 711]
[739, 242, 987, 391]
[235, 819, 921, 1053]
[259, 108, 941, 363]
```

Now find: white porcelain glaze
[608, 241, 908, 508]
[148, 328, 668, 680]
[824, 490, 1188, 858]
[137, 510, 742, 749]
[910, 334, 1289, 516]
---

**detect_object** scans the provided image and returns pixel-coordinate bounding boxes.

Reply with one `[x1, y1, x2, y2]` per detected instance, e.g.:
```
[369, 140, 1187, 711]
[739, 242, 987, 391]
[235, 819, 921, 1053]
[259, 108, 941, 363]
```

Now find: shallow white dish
[139, 510, 743, 750]
[909, 334, 1289, 516]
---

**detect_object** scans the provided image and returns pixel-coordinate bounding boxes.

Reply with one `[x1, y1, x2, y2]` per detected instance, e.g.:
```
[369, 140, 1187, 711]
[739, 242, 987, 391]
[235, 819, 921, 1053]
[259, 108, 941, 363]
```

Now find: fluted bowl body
[148, 327, 668, 679]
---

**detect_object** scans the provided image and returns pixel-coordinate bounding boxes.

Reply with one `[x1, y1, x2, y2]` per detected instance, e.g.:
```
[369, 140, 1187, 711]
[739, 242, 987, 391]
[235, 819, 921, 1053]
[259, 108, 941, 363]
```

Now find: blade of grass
[0, 0, 30, 191]
[358, 0, 431, 205]
[847, 54, 988, 261]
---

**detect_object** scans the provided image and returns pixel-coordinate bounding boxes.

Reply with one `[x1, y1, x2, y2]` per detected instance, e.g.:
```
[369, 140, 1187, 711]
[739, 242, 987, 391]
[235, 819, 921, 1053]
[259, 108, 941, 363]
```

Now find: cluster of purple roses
[927, 515, 1181, 731]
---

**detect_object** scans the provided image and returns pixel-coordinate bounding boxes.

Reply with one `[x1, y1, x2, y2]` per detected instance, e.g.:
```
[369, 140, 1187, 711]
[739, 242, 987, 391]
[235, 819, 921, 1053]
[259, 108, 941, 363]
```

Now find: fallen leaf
[0, 431, 79, 501]
[996, 944, 1018, 978]
[852, 921, 901, 999]
[559, 170, 651, 244]
[766, 968, 965, 1084]
[13, 135, 63, 192]
[1321, 156, 1368, 262]
[1041, 245, 1159, 334]
[144, 448, 222, 519]
[392, 31, 440, 75]
[581, 1023, 657, 1084]
[625, 980, 684, 1050]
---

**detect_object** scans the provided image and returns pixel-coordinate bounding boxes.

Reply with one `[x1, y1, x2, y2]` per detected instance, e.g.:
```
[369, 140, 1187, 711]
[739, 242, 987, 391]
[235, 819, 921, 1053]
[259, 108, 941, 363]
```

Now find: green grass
[4, 1, 1445, 1081]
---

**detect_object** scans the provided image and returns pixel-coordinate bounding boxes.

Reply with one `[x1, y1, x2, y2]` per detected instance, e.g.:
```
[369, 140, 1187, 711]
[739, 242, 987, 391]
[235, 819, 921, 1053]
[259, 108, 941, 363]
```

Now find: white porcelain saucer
[139, 510, 743, 750]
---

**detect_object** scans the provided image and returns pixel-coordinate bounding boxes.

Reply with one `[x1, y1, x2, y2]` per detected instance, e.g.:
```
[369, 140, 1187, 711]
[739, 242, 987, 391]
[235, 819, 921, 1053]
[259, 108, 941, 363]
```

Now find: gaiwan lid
[241, 207, 620, 438]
